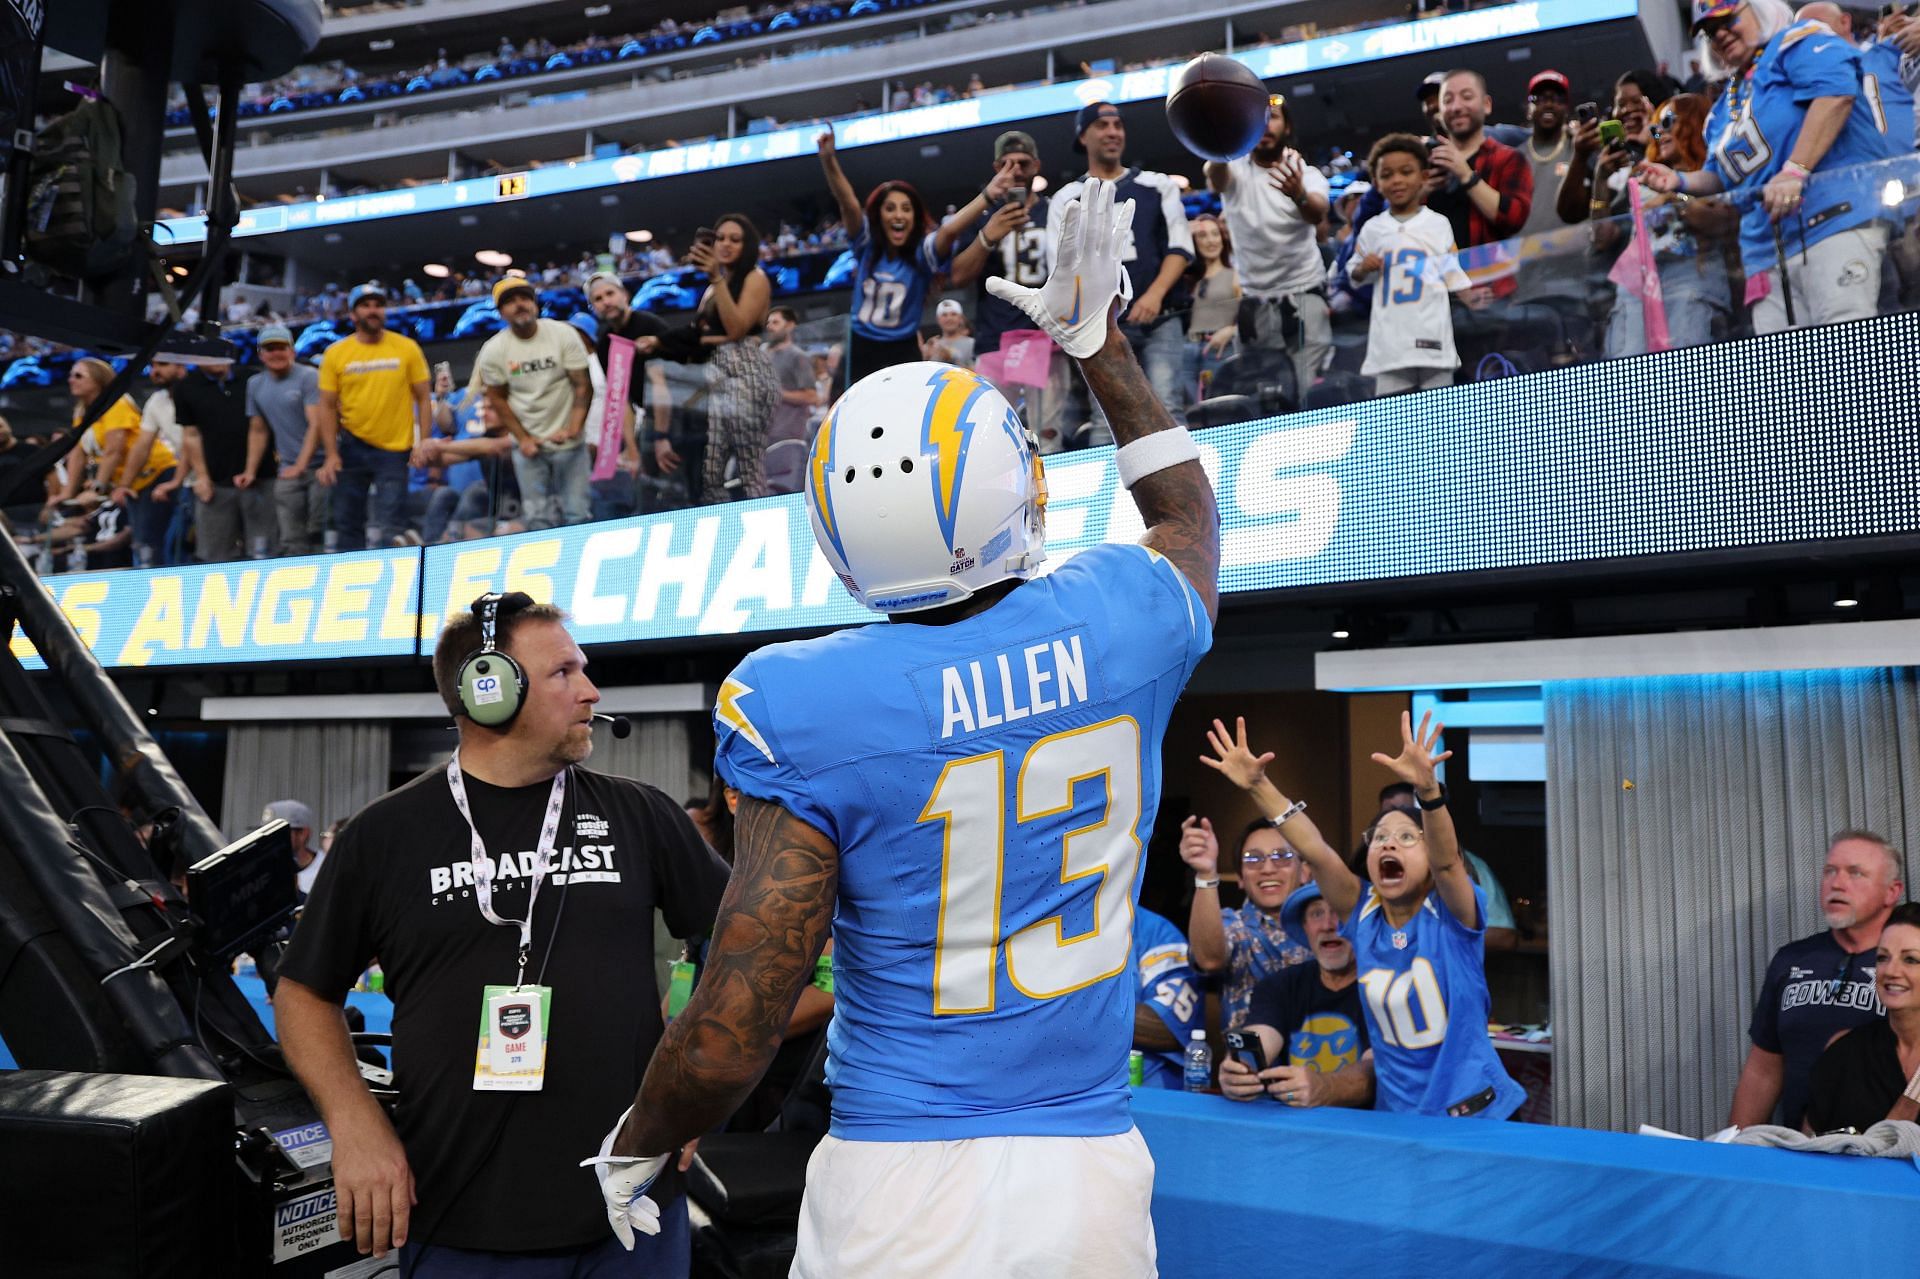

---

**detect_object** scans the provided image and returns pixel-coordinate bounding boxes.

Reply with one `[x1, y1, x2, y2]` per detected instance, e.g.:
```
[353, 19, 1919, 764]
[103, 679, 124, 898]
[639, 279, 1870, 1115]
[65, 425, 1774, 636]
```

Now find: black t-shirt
[955, 199, 1051, 355]
[79, 501, 133, 569]
[594, 309, 670, 413]
[172, 371, 271, 486]
[1244, 962, 1370, 1075]
[277, 763, 731, 1252]
[1804, 1018, 1908, 1135]
[1748, 930, 1885, 1130]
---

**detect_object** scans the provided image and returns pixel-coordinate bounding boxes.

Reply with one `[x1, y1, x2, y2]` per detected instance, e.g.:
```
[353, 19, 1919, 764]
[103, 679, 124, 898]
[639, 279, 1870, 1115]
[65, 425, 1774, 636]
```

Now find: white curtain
[589, 715, 700, 802]
[1545, 668, 1920, 1133]
[219, 722, 393, 841]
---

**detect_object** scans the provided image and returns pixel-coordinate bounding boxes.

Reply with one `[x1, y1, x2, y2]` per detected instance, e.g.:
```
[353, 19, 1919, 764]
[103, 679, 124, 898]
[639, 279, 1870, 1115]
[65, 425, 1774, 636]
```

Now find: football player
[587, 179, 1219, 1277]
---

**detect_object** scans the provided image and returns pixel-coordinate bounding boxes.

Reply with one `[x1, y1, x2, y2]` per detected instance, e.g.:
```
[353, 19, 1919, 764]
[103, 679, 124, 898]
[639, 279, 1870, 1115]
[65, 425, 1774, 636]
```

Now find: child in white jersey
[1348, 133, 1474, 395]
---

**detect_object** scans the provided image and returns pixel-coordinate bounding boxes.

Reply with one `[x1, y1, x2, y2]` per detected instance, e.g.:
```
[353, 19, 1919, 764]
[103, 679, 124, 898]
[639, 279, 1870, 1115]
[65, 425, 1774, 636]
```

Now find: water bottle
[69, 541, 86, 573]
[1183, 1030, 1212, 1093]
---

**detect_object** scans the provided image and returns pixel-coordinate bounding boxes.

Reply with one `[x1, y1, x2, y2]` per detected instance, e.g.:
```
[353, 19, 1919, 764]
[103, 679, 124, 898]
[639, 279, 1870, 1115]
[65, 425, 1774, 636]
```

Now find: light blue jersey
[848, 225, 948, 342]
[715, 542, 1212, 1140]
[1859, 37, 1915, 152]
[1132, 907, 1204, 1090]
[1704, 20, 1899, 274]
[1345, 884, 1524, 1120]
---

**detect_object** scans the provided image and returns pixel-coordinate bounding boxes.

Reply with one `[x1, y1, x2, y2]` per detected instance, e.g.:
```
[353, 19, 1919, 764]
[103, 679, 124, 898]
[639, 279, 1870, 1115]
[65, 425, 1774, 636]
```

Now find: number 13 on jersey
[919, 716, 1142, 1014]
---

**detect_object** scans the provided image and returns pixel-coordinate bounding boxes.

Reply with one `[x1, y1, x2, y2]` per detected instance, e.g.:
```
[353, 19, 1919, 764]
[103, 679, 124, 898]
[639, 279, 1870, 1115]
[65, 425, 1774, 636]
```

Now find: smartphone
[1574, 101, 1601, 125]
[433, 360, 452, 387]
[1223, 1030, 1270, 1077]
[1598, 118, 1625, 147]
[693, 226, 716, 248]
[1007, 183, 1029, 207]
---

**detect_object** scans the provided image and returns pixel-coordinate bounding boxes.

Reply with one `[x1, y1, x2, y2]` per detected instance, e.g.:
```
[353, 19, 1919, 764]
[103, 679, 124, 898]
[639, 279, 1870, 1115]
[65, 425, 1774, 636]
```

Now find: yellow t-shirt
[318, 330, 430, 452]
[81, 396, 175, 492]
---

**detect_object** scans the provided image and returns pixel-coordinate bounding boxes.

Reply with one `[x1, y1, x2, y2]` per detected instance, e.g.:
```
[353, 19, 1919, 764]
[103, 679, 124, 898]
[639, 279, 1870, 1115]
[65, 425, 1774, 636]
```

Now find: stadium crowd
[17, 0, 1920, 572]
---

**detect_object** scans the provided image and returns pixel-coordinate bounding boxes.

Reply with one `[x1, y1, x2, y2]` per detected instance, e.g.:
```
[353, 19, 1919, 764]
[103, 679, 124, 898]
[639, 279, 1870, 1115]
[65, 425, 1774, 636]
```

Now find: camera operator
[275, 594, 729, 1273]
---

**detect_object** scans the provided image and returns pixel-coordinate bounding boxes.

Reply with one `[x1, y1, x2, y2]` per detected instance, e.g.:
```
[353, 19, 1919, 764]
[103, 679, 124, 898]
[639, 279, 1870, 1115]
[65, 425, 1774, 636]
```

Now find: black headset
[455, 592, 534, 728]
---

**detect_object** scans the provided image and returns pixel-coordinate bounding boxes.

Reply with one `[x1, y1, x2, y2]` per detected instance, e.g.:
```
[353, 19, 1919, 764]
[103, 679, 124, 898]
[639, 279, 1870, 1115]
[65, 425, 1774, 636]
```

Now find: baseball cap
[347, 281, 387, 307]
[492, 276, 538, 307]
[936, 298, 964, 316]
[994, 129, 1038, 161]
[1072, 101, 1123, 153]
[1417, 70, 1448, 99]
[1527, 69, 1570, 96]
[585, 271, 627, 297]
[1690, 0, 1742, 32]
[257, 324, 294, 347]
[1279, 882, 1324, 942]
[262, 799, 316, 831]
[1339, 180, 1373, 202]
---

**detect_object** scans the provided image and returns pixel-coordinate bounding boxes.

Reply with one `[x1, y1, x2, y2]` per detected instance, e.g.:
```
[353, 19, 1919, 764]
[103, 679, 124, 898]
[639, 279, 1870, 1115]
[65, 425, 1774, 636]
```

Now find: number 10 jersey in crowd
[714, 543, 1212, 1140]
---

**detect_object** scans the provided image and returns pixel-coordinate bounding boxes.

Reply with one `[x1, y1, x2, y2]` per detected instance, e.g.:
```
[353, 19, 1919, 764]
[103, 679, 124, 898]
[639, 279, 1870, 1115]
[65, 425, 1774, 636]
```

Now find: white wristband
[1116, 429, 1201, 488]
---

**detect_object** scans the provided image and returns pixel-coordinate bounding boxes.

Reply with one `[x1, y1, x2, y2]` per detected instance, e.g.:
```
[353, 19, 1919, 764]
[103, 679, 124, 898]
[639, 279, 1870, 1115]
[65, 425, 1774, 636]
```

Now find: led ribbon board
[17, 311, 1920, 668]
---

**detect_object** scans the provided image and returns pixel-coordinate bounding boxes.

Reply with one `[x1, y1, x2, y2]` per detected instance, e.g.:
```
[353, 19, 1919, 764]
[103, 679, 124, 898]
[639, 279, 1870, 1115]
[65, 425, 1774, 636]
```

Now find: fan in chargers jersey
[1133, 907, 1207, 1088]
[586, 179, 1220, 1279]
[1639, 2, 1899, 333]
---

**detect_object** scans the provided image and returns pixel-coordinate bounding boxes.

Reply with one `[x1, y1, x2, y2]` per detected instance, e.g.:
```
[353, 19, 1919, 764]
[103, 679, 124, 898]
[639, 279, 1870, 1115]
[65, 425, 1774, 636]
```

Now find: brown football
[1165, 53, 1271, 162]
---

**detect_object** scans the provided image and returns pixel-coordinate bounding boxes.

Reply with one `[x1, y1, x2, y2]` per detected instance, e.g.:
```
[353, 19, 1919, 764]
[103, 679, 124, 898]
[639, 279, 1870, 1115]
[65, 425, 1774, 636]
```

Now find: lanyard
[447, 753, 567, 987]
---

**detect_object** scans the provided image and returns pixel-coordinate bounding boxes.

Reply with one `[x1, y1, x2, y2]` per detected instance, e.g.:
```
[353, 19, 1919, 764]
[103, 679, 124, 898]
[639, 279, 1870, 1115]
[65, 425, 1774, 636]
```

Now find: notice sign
[274, 1185, 338, 1264]
[272, 1121, 335, 1170]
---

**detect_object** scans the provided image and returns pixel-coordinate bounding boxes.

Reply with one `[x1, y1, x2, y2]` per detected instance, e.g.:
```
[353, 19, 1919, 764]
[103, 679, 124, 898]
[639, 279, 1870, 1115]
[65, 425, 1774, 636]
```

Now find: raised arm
[817, 131, 864, 235]
[987, 179, 1218, 618]
[1371, 711, 1472, 927]
[1178, 816, 1228, 972]
[1200, 717, 1360, 918]
[613, 794, 838, 1156]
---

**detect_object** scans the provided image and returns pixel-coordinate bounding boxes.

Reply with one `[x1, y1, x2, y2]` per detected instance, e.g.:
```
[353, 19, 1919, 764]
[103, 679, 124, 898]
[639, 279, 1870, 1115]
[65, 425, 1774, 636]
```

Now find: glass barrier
[22, 150, 1920, 578]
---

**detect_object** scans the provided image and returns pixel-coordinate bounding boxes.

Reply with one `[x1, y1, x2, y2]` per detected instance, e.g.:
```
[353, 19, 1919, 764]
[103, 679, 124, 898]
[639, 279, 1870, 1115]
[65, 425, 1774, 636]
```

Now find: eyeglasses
[1650, 111, 1677, 141]
[1368, 829, 1426, 849]
[1241, 850, 1300, 867]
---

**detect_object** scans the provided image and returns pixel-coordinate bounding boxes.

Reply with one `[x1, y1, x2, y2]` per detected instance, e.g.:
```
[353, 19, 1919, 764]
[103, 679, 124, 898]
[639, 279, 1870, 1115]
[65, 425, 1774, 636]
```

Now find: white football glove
[579, 1108, 667, 1250]
[985, 178, 1134, 359]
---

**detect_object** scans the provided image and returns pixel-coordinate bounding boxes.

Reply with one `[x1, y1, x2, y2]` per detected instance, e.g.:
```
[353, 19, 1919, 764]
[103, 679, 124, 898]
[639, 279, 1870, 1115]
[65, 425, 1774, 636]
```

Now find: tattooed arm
[613, 795, 838, 1156]
[1074, 315, 1221, 622]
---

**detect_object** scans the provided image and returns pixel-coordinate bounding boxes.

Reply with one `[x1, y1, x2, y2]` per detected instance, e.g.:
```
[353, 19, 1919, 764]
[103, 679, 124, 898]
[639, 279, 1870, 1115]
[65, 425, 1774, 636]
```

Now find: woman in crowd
[1803, 901, 1920, 1134]
[1603, 93, 1738, 357]
[1639, 0, 1896, 333]
[816, 131, 984, 384]
[1200, 713, 1525, 1119]
[1182, 214, 1241, 402]
[51, 358, 178, 567]
[670, 213, 778, 501]
[1178, 811, 1311, 1031]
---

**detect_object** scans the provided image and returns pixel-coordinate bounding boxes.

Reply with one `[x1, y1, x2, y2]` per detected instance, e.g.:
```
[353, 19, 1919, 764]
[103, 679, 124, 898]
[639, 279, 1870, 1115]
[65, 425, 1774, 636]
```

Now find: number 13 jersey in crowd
[714, 543, 1211, 1140]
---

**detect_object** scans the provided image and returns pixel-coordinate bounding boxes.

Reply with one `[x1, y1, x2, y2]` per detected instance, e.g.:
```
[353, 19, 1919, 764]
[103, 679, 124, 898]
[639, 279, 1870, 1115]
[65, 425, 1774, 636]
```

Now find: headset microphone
[593, 713, 632, 739]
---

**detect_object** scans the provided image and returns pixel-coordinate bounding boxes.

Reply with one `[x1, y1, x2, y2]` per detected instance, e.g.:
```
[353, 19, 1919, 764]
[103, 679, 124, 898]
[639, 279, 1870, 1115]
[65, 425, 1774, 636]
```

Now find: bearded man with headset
[276, 592, 729, 1276]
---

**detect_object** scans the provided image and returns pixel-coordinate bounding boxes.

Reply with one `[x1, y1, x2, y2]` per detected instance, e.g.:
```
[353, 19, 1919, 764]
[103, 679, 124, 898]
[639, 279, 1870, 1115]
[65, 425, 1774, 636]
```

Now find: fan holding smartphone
[1218, 883, 1375, 1109]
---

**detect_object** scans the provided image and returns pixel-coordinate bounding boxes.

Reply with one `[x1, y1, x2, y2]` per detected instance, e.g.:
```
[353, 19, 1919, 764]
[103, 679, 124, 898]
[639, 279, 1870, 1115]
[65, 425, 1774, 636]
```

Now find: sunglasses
[1241, 849, 1300, 867]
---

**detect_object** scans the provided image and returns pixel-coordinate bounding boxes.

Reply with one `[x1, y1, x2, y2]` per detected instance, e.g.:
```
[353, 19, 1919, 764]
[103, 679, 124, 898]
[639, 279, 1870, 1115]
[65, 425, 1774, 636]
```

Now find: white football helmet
[804, 361, 1047, 614]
